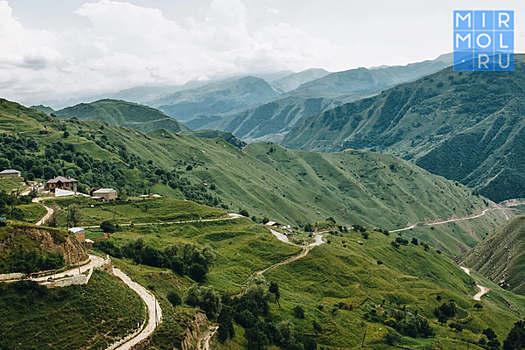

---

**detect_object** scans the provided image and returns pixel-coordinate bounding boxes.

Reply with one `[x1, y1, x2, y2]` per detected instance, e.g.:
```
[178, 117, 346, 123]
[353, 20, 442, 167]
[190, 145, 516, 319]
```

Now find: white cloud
[0, 0, 345, 104]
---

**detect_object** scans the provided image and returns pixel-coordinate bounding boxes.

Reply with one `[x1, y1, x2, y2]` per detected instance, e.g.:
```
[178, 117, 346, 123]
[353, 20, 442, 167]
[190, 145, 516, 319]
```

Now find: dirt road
[391, 206, 513, 233]
[111, 268, 162, 350]
[460, 266, 491, 301]
[33, 197, 53, 226]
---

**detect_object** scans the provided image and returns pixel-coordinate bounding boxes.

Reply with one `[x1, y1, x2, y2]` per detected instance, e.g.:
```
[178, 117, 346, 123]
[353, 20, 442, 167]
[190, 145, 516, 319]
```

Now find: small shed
[92, 188, 118, 201]
[68, 227, 85, 242]
[265, 221, 281, 227]
[0, 169, 21, 178]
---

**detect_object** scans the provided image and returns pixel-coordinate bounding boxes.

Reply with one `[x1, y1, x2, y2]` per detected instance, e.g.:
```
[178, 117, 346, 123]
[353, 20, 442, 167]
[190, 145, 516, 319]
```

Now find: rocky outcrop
[0, 225, 88, 268]
[181, 313, 209, 350]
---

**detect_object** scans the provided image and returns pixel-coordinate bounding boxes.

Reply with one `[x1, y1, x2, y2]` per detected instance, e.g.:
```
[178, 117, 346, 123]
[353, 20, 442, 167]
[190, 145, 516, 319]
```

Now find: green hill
[30, 104, 55, 115]
[54, 99, 246, 149]
[95, 216, 525, 349]
[0, 99, 508, 254]
[55, 99, 191, 133]
[0, 270, 145, 350]
[462, 215, 525, 295]
[0, 223, 87, 274]
[282, 55, 525, 202]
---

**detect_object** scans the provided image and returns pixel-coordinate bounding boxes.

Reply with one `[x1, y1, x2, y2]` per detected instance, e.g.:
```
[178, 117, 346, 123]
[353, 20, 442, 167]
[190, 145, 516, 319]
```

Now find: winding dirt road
[391, 206, 512, 233]
[110, 268, 162, 350]
[33, 197, 53, 226]
[460, 267, 491, 301]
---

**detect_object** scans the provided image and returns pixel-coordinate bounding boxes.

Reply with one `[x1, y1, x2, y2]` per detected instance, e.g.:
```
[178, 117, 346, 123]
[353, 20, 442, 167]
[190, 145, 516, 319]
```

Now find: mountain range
[282, 55, 525, 202]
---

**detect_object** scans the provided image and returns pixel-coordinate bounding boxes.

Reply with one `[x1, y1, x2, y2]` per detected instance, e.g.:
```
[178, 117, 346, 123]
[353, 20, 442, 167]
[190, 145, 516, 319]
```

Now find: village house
[92, 188, 118, 201]
[46, 176, 78, 193]
[0, 169, 21, 178]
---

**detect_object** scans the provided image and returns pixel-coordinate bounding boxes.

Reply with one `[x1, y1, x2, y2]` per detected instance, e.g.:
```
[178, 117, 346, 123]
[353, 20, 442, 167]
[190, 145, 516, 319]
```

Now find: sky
[1, 0, 525, 105]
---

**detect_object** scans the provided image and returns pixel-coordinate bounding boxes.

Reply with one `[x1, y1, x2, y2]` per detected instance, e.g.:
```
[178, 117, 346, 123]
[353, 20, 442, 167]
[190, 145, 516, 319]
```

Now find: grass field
[91, 217, 525, 349]
[44, 197, 226, 226]
[0, 270, 145, 350]
[17, 203, 47, 224]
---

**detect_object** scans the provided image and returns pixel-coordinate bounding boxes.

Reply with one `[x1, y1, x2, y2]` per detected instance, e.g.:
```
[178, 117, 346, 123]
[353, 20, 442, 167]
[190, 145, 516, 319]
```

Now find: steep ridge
[149, 76, 279, 121]
[282, 55, 525, 202]
[462, 215, 525, 295]
[53, 99, 246, 149]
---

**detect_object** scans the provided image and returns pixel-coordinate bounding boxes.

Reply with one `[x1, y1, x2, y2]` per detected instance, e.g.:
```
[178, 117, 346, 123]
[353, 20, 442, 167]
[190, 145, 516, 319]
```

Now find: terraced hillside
[282, 55, 525, 202]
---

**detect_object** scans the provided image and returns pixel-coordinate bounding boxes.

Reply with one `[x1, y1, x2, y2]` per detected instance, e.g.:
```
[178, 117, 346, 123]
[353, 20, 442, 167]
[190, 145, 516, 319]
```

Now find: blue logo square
[474, 11, 494, 30]
[454, 51, 474, 71]
[474, 31, 494, 50]
[454, 10, 513, 71]
[495, 11, 514, 30]
[454, 31, 473, 50]
[474, 52, 495, 71]
[454, 11, 473, 30]
[494, 52, 514, 71]
[495, 31, 514, 50]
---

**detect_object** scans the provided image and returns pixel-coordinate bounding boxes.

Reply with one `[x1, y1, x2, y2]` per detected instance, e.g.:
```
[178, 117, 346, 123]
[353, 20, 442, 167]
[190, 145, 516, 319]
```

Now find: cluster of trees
[0, 132, 221, 207]
[95, 239, 215, 282]
[365, 306, 435, 339]
[0, 191, 34, 221]
[214, 277, 316, 350]
[0, 249, 64, 274]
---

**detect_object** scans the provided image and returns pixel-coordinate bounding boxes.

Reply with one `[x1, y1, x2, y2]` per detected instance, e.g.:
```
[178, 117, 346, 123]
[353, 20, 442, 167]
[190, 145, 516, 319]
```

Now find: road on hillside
[460, 266, 491, 301]
[33, 197, 54, 226]
[391, 206, 513, 233]
[110, 268, 162, 350]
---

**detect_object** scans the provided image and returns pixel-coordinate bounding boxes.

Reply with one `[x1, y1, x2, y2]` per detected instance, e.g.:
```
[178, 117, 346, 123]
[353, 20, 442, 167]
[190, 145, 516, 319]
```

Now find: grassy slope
[282, 55, 525, 202]
[0, 271, 144, 350]
[54, 99, 191, 133]
[94, 218, 525, 349]
[461, 215, 525, 295]
[45, 196, 225, 226]
[0, 99, 507, 254]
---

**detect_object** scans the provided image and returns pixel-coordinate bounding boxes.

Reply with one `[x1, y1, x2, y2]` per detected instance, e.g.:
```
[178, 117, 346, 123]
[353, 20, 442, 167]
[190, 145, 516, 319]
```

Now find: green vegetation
[0, 223, 79, 274]
[54, 99, 247, 149]
[46, 196, 225, 226]
[462, 215, 525, 295]
[282, 55, 525, 202]
[88, 213, 525, 349]
[0, 271, 144, 350]
[0, 98, 502, 255]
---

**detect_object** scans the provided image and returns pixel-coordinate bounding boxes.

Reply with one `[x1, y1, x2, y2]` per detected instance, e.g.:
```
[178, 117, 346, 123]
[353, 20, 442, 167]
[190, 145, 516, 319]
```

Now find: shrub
[293, 306, 305, 319]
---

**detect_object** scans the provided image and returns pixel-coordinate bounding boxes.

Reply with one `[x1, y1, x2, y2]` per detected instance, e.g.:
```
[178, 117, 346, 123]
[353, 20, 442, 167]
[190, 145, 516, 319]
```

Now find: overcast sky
[1, 0, 524, 105]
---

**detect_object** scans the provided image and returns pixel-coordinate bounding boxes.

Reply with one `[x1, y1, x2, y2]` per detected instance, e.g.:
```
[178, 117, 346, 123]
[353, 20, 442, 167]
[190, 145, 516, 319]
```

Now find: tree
[67, 204, 81, 227]
[245, 324, 269, 350]
[411, 237, 419, 245]
[313, 320, 322, 334]
[304, 223, 313, 232]
[277, 320, 295, 347]
[217, 305, 235, 343]
[62, 131, 69, 138]
[449, 322, 463, 332]
[293, 306, 305, 319]
[167, 291, 181, 307]
[504, 320, 525, 350]
[269, 281, 281, 307]
[262, 216, 269, 224]
[188, 263, 207, 283]
[474, 303, 483, 311]
[46, 203, 60, 227]
[100, 220, 116, 233]
[239, 209, 249, 217]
